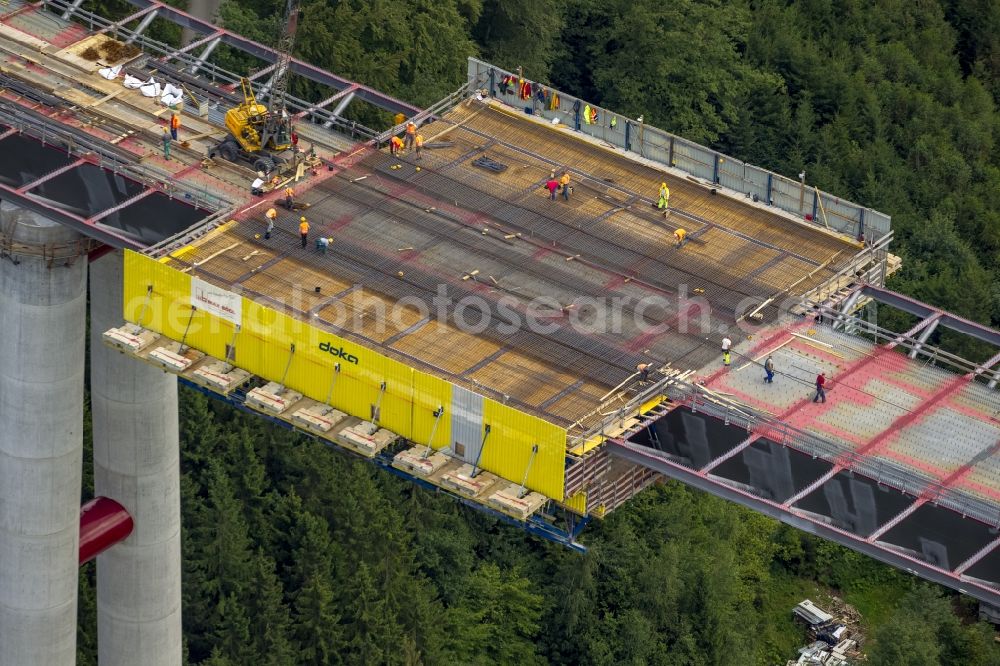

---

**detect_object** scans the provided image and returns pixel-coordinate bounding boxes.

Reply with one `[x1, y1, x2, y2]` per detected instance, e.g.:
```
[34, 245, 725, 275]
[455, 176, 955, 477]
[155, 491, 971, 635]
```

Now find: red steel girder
[16, 157, 89, 194]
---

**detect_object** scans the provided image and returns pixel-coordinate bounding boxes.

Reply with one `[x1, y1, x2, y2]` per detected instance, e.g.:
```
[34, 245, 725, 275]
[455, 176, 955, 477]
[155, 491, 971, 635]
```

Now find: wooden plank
[86, 86, 127, 108]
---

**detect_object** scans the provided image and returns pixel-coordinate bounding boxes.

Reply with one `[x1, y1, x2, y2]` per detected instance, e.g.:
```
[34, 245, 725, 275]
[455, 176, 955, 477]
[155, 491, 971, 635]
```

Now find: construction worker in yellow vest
[414, 134, 424, 160]
[393, 112, 406, 127]
[299, 217, 310, 248]
[404, 121, 417, 150]
[658, 182, 670, 211]
[559, 171, 571, 201]
[284, 186, 295, 210]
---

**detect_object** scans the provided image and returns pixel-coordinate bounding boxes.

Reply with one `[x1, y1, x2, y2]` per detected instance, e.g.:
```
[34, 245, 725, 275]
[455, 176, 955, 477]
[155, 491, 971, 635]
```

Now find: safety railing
[797, 230, 895, 308]
[143, 207, 236, 258]
[814, 300, 1000, 383]
[0, 101, 233, 214]
[468, 58, 891, 242]
[375, 82, 473, 145]
[566, 372, 679, 450]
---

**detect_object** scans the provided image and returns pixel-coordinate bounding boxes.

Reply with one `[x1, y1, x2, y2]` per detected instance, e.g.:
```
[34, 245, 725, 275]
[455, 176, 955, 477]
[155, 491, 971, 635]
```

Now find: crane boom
[211, 0, 301, 172]
[268, 0, 300, 117]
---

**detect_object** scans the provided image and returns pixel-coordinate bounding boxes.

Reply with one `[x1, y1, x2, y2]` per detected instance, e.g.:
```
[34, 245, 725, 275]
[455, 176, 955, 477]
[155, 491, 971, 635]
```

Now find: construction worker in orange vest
[404, 121, 417, 150]
[414, 134, 424, 160]
[284, 186, 295, 210]
[299, 216, 309, 248]
[674, 227, 687, 248]
[390, 135, 404, 156]
[169, 113, 180, 140]
[559, 171, 571, 201]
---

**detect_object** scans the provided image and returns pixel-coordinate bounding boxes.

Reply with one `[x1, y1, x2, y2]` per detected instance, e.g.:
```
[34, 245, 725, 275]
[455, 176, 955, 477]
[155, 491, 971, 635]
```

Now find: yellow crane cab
[213, 77, 292, 173]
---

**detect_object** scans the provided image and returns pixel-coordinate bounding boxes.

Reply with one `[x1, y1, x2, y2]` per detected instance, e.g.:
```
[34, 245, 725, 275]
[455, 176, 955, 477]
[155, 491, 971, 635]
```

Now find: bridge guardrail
[467, 57, 891, 243]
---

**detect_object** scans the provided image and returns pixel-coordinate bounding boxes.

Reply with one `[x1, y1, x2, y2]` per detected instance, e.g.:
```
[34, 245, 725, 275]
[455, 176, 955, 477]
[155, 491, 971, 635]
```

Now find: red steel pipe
[79, 497, 133, 565]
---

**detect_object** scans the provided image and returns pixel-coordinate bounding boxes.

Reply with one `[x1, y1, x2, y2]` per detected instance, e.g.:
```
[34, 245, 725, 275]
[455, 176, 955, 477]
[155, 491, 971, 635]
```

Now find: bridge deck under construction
[165, 100, 864, 429]
[11, 0, 1000, 607]
[0, 0, 865, 431]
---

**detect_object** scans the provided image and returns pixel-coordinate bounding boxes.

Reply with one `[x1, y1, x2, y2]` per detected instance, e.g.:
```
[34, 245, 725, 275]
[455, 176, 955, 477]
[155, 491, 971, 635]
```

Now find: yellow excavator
[210, 0, 298, 174]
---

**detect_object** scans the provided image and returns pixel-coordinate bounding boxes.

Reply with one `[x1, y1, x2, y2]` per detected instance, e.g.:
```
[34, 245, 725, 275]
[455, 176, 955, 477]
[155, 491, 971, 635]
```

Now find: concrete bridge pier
[89, 250, 182, 666]
[0, 209, 88, 665]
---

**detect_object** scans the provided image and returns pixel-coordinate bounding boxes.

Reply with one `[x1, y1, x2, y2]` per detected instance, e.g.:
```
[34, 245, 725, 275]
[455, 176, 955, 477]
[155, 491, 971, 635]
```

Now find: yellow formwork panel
[481, 398, 565, 500]
[565, 395, 668, 456]
[567, 434, 605, 457]
[123, 251, 565, 497]
[560, 491, 587, 516]
[639, 395, 666, 415]
[411, 370, 452, 449]
[124, 251, 197, 335]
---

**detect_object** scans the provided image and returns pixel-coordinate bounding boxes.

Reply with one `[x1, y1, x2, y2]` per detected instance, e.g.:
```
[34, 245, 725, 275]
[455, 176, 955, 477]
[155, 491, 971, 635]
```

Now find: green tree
[244, 551, 295, 665]
[869, 586, 999, 666]
[564, 0, 783, 145]
[183, 459, 254, 661]
[211, 593, 253, 662]
[76, 562, 98, 666]
[201, 646, 238, 666]
[447, 563, 545, 665]
[473, 0, 563, 80]
[342, 562, 404, 666]
[292, 573, 344, 665]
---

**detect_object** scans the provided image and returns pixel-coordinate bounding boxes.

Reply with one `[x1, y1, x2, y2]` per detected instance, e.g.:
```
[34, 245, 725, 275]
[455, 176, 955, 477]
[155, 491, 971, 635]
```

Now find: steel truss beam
[908, 318, 941, 359]
[124, 8, 158, 43]
[889, 312, 940, 349]
[116, 0, 420, 116]
[0, 181, 141, 249]
[974, 349, 1000, 380]
[161, 30, 222, 61]
[86, 188, 156, 225]
[16, 157, 88, 193]
[60, 0, 86, 20]
[955, 535, 1000, 575]
[188, 36, 222, 75]
[94, 4, 157, 34]
[247, 63, 278, 82]
[862, 284, 1000, 349]
[609, 439, 1000, 607]
[293, 86, 358, 119]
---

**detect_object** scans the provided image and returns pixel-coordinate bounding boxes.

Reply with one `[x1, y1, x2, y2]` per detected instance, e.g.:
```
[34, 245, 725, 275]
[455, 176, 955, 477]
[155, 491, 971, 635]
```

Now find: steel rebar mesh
[355, 148, 790, 317]
[178, 100, 869, 424]
[317, 158, 739, 373]
[318, 172, 720, 364]
[221, 192, 640, 405]
[459, 102, 854, 263]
